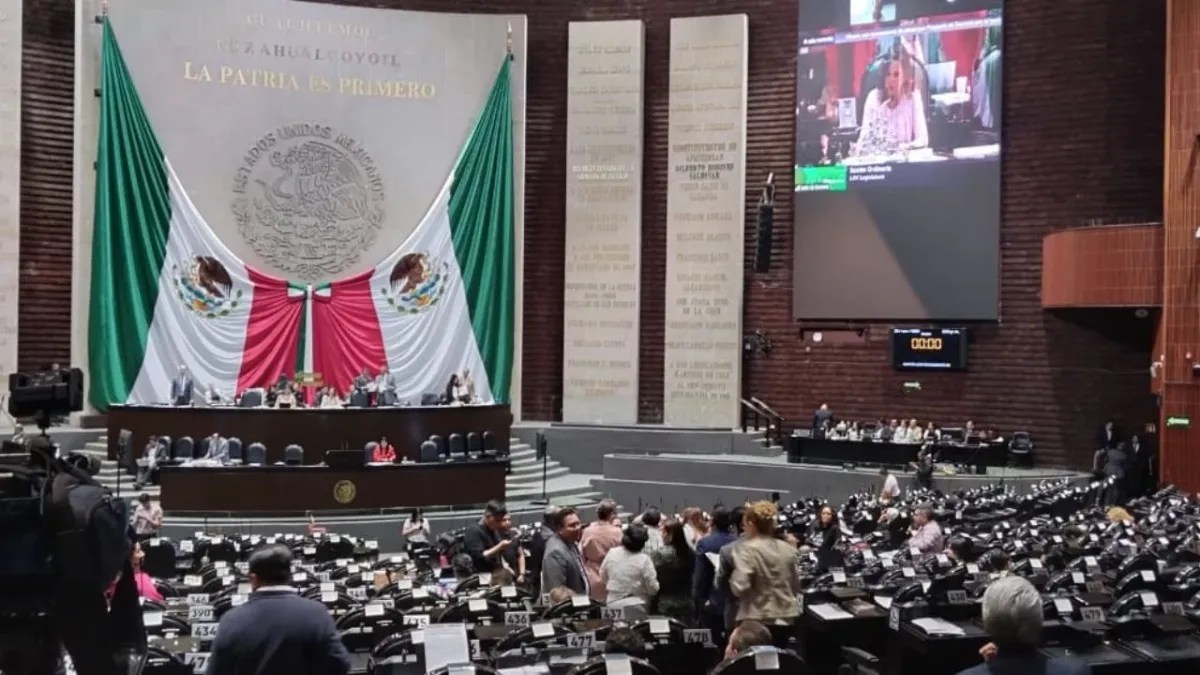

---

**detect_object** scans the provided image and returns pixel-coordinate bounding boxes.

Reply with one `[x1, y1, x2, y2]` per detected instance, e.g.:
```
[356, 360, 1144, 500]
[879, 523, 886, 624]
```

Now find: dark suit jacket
[171, 376, 193, 405]
[462, 521, 505, 573]
[1096, 427, 1118, 450]
[206, 588, 350, 675]
[541, 534, 588, 595]
[958, 652, 1091, 675]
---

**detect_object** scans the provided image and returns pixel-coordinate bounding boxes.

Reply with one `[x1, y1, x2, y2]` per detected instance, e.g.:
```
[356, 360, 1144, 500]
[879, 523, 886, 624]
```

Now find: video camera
[0, 367, 147, 675]
[8, 366, 85, 433]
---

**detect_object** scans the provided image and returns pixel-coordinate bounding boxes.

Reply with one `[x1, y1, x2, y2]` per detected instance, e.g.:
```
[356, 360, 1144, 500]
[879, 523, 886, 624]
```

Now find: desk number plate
[683, 629, 712, 645]
[182, 653, 209, 674]
[1080, 607, 1105, 623]
[889, 607, 901, 631]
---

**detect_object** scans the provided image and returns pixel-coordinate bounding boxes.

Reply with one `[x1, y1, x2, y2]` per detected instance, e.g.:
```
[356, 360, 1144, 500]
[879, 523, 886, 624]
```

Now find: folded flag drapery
[88, 18, 514, 408]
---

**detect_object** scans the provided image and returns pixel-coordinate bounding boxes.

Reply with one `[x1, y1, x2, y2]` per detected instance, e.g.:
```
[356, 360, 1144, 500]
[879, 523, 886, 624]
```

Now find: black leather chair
[239, 389, 263, 407]
[172, 436, 194, 462]
[246, 443, 267, 465]
[429, 435, 447, 458]
[1008, 431, 1033, 468]
[482, 431, 497, 453]
[448, 433, 467, 459]
[284, 445, 304, 466]
[467, 432, 483, 454]
[364, 442, 379, 463]
[227, 437, 243, 464]
[419, 440, 440, 463]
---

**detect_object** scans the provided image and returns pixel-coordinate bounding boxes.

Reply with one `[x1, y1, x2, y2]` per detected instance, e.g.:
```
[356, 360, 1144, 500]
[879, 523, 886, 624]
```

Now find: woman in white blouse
[403, 508, 430, 545]
[855, 48, 928, 158]
[600, 523, 659, 606]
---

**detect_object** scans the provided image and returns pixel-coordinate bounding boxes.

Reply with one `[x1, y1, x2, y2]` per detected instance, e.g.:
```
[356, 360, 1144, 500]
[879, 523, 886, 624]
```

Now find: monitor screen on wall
[793, 0, 1002, 320]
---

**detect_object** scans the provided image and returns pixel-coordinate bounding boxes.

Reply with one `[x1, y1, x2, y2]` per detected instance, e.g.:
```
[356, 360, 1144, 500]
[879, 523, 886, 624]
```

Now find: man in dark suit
[1096, 420, 1118, 450]
[959, 576, 1090, 675]
[170, 365, 193, 406]
[206, 545, 350, 675]
[1127, 434, 1155, 498]
[540, 506, 589, 596]
[527, 506, 558, 595]
[812, 403, 833, 437]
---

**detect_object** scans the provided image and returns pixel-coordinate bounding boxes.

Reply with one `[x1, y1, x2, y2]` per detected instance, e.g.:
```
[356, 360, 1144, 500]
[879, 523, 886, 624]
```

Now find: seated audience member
[724, 620, 773, 661]
[945, 535, 975, 565]
[372, 436, 396, 463]
[909, 505, 944, 554]
[963, 576, 1091, 675]
[319, 386, 344, 408]
[547, 585, 576, 606]
[980, 549, 1011, 575]
[847, 421, 862, 441]
[604, 627, 647, 659]
[879, 467, 901, 503]
[463, 501, 512, 574]
[131, 493, 163, 541]
[207, 544, 351, 675]
[274, 386, 297, 409]
[128, 542, 164, 602]
[730, 501, 800, 625]
[449, 554, 476, 583]
[459, 368, 477, 402]
[201, 432, 230, 465]
[134, 436, 166, 489]
[600, 523, 659, 607]
[489, 568, 516, 588]
[403, 509, 430, 545]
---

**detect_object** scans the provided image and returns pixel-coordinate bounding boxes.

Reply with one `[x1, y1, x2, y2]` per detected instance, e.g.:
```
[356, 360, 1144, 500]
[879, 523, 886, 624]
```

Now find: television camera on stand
[0, 367, 148, 675]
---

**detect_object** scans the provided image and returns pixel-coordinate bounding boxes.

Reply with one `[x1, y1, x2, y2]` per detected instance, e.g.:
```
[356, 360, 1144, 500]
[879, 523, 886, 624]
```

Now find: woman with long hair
[809, 504, 843, 572]
[855, 45, 929, 157]
[681, 507, 708, 550]
[403, 508, 430, 544]
[651, 519, 696, 621]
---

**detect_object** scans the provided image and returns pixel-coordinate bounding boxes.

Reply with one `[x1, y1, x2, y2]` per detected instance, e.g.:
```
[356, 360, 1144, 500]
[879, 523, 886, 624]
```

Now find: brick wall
[20, 0, 1164, 468]
[19, 0, 74, 371]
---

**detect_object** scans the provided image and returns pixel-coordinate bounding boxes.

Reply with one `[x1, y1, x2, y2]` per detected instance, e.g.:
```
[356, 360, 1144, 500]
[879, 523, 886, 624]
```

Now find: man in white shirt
[879, 467, 901, 503]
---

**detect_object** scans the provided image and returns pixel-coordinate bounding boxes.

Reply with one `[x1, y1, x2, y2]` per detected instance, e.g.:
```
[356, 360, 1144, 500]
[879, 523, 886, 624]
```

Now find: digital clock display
[891, 328, 968, 371]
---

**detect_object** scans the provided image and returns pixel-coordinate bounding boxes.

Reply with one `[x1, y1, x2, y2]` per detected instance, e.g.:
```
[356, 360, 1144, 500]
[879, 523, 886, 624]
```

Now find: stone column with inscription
[0, 0, 21, 395]
[72, 0, 102, 413]
[562, 21, 644, 424]
[662, 15, 748, 429]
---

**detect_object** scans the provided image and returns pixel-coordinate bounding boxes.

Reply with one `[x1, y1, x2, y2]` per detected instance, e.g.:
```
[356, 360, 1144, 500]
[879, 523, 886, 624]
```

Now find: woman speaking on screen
[854, 47, 929, 159]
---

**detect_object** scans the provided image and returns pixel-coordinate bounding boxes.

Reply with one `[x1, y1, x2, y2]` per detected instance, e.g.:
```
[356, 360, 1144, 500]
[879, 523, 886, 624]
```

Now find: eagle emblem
[381, 252, 449, 315]
[173, 256, 243, 318]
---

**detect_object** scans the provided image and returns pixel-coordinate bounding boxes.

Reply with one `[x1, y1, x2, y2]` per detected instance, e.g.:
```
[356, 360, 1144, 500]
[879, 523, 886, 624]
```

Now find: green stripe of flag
[448, 58, 515, 403]
[87, 18, 172, 411]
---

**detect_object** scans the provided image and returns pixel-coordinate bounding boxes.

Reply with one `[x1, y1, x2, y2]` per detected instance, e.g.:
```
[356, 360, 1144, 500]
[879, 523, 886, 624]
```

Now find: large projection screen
[792, 0, 1002, 321]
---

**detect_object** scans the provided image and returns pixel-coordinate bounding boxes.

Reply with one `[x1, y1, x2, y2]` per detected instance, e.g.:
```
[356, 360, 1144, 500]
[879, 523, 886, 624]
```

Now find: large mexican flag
[88, 19, 514, 410]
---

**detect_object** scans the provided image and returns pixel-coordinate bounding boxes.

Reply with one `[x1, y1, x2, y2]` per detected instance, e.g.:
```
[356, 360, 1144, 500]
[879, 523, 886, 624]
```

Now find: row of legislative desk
[787, 435, 1007, 472]
[107, 404, 513, 515]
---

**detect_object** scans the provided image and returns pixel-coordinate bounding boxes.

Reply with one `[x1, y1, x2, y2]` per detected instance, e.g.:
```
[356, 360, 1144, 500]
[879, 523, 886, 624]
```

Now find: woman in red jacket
[372, 436, 396, 463]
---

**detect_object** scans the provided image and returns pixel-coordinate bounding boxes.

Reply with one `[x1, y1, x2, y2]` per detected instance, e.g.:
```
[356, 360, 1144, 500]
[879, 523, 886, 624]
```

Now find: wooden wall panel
[18, 0, 73, 372]
[23, 0, 1165, 470]
[1042, 225, 1163, 308]
[1160, 0, 1200, 492]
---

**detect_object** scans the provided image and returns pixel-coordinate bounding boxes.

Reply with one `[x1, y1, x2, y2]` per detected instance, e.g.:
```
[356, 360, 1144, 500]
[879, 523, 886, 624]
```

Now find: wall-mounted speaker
[755, 200, 774, 273]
